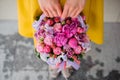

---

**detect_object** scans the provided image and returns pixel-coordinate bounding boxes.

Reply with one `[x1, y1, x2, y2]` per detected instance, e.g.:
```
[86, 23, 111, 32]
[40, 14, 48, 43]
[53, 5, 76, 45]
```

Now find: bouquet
[33, 14, 91, 72]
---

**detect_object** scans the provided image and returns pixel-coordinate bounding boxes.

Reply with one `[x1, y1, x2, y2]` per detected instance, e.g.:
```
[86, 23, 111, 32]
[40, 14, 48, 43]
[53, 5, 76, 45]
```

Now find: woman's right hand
[38, 0, 62, 17]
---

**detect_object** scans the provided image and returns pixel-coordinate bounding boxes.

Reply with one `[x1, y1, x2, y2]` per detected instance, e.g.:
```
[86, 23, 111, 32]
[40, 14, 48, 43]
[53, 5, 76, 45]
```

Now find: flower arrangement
[33, 14, 91, 71]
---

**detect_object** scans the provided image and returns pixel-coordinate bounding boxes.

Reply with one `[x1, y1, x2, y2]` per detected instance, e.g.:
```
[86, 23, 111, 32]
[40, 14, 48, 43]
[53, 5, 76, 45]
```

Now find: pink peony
[43, 45, 51, 53]
[53, 23, 62, 32]
[53, 33, 68, 47]
[53, 47, 62, 55]
[44, 36, 53, 46]
[74, 46, 82, 54]
[68, 38, 78, 49]
[36, 44, 44, 53]
[62, 22, 77, 38]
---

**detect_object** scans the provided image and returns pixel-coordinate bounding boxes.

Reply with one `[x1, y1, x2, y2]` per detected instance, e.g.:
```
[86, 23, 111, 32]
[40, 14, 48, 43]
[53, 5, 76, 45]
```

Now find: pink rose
[53, 33, 68, 47]
[54, 17, 60, 23]
[47, 19, 54, 26]
[44, 36, 53, 46]
[36, 44, 44, 53]
[53, 47, 62, 55]
[74, 46, 82, 54]
[43, 45, 51, 53]
[68, 38, 78, 49]
[53, 23, 62, 32]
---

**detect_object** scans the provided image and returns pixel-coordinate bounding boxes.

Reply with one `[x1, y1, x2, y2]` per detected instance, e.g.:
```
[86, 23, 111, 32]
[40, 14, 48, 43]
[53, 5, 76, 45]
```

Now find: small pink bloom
[82, 15, 86, 20]
[44, 36, 53, 46]
[53, 23, 62, 32]
[43, 45, 51, 53]
[36, 44, 44, 53]
[74, 46, 82, 54]
[53, 47, 62, 55]
[82, 35, 90, 42]
[77, 27, 84, 33]
[50, 44, 56, 49]
[54, 17, 60, 23]
[47, 19, 54, 26]
[68, 38, 78, 49]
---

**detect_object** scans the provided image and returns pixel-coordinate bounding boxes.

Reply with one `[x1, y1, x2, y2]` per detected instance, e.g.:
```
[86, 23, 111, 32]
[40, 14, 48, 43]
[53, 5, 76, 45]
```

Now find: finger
[56, 5, 62, 17]
[69, 8, 79, 18]
[61, 5, 69, 19]
[47, 8, 54, 18]
[49, 7, 58, 17]
[73, 9, 82, 18]
[42, 9, 49, 17]
[68, 7, 75, 17]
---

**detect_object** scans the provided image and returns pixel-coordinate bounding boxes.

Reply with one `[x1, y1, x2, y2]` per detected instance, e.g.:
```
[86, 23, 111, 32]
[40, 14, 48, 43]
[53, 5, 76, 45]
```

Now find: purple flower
[62, 21, 78, 38]
[35, 29, 45, 40]
[53, 33, 68, 47]
[75, 33, 89, 43]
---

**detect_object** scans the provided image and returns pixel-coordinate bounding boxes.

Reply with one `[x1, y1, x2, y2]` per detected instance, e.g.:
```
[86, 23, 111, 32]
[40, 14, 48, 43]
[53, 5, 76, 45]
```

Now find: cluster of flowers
[33, 14, 91, 71]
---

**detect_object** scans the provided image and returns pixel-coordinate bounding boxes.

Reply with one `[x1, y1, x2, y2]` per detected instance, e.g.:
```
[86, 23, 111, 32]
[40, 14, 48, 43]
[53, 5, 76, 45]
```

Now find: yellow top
[17, 0, 103, 45]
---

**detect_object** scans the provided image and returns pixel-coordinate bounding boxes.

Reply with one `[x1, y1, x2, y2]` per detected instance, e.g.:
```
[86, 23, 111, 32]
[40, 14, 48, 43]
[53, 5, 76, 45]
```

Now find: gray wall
[0, 0, 120, 22]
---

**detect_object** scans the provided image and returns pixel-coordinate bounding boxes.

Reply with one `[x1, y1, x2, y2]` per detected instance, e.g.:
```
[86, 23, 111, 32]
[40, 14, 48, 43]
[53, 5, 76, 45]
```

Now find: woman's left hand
[61, 0, 86, 19]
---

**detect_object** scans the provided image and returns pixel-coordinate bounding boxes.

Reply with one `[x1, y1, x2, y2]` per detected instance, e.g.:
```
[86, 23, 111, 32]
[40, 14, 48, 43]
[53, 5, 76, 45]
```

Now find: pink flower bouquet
[33, 14, 91, 71]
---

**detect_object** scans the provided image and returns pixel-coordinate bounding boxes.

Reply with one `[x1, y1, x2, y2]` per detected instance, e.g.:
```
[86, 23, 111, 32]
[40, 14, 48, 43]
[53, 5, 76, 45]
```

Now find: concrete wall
[0, 0, 120, 22]
[0, 0, 17, 20]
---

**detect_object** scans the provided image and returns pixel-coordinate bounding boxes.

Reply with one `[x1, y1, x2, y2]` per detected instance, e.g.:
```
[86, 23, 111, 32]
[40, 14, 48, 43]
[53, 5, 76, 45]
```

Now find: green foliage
[34, 49, 41, 59]
[69, 58, 74, 62]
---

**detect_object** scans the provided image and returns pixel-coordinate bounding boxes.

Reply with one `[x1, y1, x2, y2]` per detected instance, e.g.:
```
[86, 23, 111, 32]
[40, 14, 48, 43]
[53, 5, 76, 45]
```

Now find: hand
[61, 0, 86, 19]
[38, 0, 62, 17]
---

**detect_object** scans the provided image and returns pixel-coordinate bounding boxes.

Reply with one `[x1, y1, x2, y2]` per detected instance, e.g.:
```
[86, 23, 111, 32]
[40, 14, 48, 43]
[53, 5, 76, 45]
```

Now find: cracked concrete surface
[0, 21, 120, 80]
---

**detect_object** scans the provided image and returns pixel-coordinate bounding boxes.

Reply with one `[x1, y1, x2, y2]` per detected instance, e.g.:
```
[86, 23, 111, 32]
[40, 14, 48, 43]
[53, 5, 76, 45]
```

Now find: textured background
[0, 0, 120, 22]
[0, 0, 120, 80]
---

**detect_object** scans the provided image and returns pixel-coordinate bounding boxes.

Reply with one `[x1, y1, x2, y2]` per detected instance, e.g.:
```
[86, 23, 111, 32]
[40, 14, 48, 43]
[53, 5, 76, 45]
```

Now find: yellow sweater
[17, 0, 103, 44]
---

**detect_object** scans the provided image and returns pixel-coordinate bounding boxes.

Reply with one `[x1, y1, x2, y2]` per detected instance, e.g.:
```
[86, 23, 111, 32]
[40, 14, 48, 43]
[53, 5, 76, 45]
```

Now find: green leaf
[36, 16, 40, 21]
[47, 57, 49, 59]
[78, 54, 83, 59]
[37, 54, 40, 59]
[34, 49, 41, 59]
[40, 37, 44, 41]
[61, 21, 65, 25]
[69, 58, 74, 62]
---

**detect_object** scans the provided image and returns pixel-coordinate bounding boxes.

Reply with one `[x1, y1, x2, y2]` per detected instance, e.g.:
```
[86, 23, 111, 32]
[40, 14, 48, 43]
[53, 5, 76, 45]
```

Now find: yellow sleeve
[83, 0, 104, 44]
